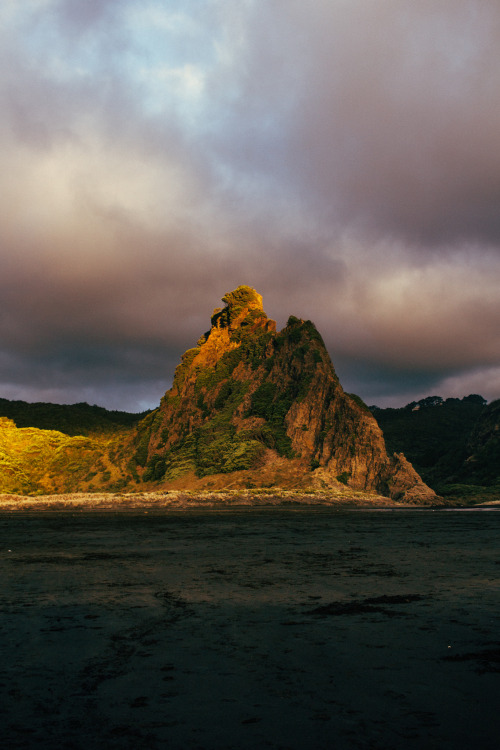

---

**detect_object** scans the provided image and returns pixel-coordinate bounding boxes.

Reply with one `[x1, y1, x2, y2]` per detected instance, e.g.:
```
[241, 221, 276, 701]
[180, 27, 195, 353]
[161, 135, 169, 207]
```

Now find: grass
[0, 417, 137, 495]
[0, 487, 435, 510]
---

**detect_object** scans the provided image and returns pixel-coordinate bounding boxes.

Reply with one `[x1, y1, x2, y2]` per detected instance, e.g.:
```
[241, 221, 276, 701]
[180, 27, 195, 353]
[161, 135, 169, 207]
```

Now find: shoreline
[1, 488, 492, 511]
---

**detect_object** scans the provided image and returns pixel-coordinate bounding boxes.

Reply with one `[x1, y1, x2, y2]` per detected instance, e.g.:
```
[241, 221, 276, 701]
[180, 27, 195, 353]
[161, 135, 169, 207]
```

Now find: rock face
[135, 286, 435, 502]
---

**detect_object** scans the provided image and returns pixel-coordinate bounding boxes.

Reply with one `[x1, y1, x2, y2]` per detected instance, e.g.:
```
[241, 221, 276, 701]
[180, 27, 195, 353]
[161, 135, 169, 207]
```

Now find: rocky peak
[209, 285, 271, 334]
[185, 286, 275, 378]
[134, 286, 436, 503]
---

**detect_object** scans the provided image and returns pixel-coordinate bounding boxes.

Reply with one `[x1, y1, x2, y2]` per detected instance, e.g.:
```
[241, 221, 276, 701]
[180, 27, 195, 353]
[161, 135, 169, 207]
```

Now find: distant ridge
[372, 395, 500, 502]
[0, 398, 149, 436]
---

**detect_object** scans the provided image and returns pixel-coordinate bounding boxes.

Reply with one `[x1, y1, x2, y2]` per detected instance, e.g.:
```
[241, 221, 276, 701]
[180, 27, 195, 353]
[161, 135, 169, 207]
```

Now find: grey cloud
[54, 0, 125, 35]
[331, 356, 446, 408]
[1, 2, 500, 410]
[209, 1, 500, 246]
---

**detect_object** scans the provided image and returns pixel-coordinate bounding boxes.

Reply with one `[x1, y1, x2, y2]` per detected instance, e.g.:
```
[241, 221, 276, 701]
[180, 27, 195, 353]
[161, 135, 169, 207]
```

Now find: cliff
[134, 286, 435, 502]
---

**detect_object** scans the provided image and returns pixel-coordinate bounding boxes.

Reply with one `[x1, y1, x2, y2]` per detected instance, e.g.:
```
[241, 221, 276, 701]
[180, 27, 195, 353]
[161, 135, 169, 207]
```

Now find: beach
[1, 507, 498, 749]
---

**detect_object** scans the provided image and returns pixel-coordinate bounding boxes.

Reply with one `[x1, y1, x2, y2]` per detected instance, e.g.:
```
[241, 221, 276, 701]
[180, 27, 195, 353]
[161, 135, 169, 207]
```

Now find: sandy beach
[1, 507, 498, 749]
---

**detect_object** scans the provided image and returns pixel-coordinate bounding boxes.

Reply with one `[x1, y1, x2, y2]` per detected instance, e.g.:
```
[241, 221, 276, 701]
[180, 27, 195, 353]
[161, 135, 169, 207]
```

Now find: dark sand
[1, 508, 499, 749]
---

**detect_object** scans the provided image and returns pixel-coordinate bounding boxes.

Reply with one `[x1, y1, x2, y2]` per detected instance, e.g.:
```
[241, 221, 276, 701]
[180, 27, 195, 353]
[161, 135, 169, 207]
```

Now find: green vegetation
[273, 317, 324, 371]
[144, 377, 264, 480]
[249, 380, 299, 453]
[249, 381, 278, 418]
[194, 347, 243, 392]
[194, 419, 263, 476]
[278, 316, 324, 346]
[211, 285, 263, 329]
[172, 347, 201, 388]
[140, 311, 331, 481]
[372, 395, 500, 500]
[237, 316, 329, 459]
[235, 328, 274, 369]
[346, 393, 371, 412]
[336, 471, 351, 485]
[247, 382, 293, 457]
[132, 410, 158, 466]
[0, 398, 148, 436]
[222, 285, 261, 317]
[0, 417, 136, 494]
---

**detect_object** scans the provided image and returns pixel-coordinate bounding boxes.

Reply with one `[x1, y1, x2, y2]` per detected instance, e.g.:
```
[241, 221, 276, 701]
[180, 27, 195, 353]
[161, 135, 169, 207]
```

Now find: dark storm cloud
[330, 356, 446, 408]
[1, 1, 500, 409]
[208, 1, 500, 246]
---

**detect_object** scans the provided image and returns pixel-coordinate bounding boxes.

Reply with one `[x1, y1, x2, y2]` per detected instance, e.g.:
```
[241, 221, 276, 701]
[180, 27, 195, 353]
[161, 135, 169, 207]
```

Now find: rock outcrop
[135, 286, 436, 502]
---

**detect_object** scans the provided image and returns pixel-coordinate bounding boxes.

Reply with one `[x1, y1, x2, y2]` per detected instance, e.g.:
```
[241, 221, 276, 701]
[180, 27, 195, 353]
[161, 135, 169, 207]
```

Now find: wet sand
[1, 508, 499, 749]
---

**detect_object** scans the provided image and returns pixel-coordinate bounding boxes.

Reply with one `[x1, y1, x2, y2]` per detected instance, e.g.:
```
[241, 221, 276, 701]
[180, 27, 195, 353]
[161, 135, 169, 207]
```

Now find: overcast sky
[1, 0, 500, 411]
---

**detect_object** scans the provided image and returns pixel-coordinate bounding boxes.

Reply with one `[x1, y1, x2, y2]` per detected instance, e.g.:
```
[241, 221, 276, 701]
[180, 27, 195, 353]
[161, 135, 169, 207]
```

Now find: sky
[1, 0, 500, 412]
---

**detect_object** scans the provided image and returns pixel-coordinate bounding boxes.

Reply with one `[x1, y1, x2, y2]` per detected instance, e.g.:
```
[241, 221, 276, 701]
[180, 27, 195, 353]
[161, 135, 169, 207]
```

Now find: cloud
[215, 1, 500, 246]
[1, 1, 500, 410]
[437, 366, 500, 405]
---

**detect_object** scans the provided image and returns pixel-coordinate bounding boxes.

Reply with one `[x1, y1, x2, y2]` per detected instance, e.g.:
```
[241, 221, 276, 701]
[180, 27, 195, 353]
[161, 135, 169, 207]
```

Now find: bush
[143, 455, 168, 481]
[195, 348, 243, 393]
[250, 382, 277, 419]
[336, 471, 351, 485]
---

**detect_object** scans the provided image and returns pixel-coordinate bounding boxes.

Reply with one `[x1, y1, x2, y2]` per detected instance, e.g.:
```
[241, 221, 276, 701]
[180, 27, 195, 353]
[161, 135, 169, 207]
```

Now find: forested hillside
[371, 396, 500, 502]
[0, 398, 148, 436]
